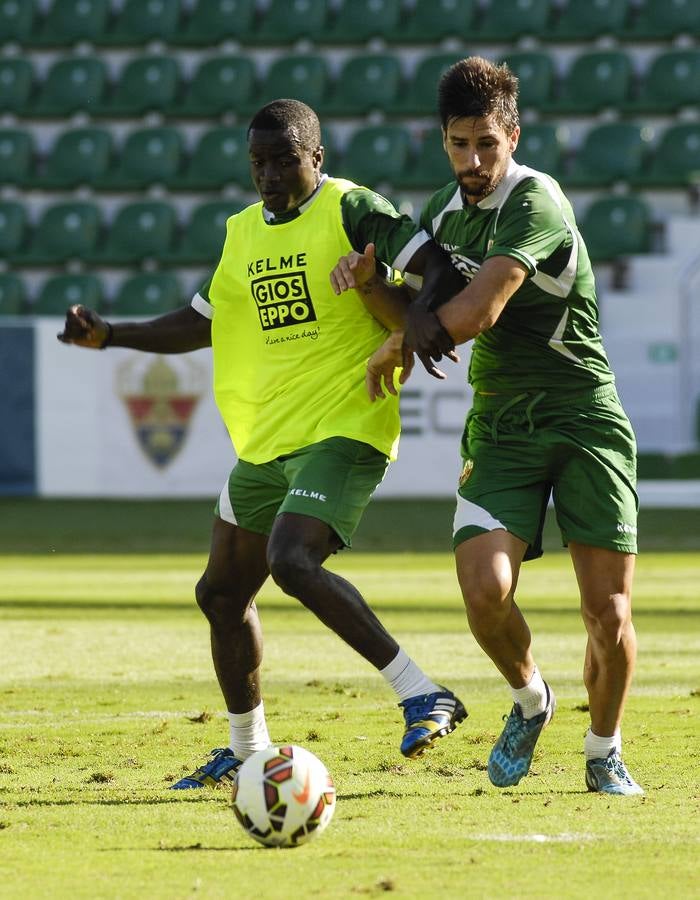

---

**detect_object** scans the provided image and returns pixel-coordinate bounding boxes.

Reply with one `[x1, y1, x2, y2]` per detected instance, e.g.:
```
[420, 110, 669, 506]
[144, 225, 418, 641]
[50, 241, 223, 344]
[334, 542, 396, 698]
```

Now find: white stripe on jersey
[191, 292, 214, 320]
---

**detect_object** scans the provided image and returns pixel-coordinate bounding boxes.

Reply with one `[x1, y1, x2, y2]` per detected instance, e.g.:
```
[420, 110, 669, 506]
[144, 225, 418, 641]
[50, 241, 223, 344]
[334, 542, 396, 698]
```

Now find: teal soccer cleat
[170, 747, 242, 790]
[487, 684, 555, 787]
[399, 687, 467, 758]
[585, 750, 644, 796]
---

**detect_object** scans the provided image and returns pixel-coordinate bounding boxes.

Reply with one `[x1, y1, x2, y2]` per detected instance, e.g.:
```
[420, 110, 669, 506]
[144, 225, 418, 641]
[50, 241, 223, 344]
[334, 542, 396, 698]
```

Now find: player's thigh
[204, 515, 270, 602]
[569, 542, 636, 621]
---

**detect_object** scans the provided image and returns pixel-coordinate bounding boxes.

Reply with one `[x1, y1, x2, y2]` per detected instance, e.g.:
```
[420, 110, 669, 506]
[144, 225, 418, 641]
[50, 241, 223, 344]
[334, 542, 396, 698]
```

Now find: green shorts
[216, 437, 389, 547]
[453, 384, 638, 559]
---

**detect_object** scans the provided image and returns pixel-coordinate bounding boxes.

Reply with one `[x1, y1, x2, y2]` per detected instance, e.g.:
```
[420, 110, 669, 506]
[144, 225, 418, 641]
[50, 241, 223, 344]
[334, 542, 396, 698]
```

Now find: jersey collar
[262, 174, 329, 224]
[474, 158, 519, 210]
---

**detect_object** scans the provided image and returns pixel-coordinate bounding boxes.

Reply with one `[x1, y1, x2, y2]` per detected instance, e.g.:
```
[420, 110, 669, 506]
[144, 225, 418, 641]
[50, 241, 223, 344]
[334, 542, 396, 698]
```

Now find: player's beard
[457, 169, 500, 202]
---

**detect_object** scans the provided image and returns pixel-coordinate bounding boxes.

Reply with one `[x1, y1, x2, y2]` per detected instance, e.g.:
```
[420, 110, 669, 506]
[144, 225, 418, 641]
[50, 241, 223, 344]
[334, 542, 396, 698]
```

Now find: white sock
[380, 648, 440, 701]
[227, 701, 271, 760]
[584, 728, 621, 761]
[511, 666, 548, 719]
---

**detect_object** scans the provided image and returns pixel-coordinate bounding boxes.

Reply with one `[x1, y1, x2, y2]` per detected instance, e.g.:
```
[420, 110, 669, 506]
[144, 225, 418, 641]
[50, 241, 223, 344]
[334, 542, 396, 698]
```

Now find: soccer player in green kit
[57, 99, 468, 788]
[338, 57, 643, 795]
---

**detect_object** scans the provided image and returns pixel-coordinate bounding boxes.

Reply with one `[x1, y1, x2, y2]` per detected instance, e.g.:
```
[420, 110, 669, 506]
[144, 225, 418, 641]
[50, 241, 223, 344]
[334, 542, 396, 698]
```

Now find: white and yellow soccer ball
[231, 745, 336, 848]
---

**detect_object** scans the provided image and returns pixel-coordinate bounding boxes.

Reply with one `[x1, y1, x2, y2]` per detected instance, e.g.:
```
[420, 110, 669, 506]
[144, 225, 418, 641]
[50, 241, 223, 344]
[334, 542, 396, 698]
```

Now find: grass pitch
[0, 501, 698, 899]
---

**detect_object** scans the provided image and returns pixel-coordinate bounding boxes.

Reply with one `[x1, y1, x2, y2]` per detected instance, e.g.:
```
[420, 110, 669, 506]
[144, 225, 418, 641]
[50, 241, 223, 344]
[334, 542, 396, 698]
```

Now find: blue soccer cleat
[487, 683, 555, 787]
[585, 750, 644, 796]
[399, 687, 467, 758]
[170, 747, 242, 790]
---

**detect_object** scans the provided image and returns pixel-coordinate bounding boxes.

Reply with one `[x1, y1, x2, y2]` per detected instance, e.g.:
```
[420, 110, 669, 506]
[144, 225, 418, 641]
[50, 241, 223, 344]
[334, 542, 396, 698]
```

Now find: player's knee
[459, 565, 513, 623]
[267, 546, 316, 597]
[583, 592, 633, 646]
[195, 574, 243, 627]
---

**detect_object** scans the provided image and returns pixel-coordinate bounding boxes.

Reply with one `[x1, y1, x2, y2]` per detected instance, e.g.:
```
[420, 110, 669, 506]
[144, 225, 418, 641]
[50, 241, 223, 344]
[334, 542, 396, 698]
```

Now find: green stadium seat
[579, 196, 651, 262]
[566, 123, 649, 188]
[32, 0, 110, 46]
[0, 273, 26, 315]
[320, 126, 340, 175]
[475, 0, 552, 41]
[513, 123, 565, 177]
[33, 273, 104, 315]
[98, 56, 180, 117]
[94, 202, 177, 264]
[0, 201, 27, 256]
[391, 53, 462, 117]
[169, 126, 251, 190]
[547, 0, 629, 41]
[0, 58, 35, 114]
[499, 51, 555, 112]
[168, 200, 244, 266]
[395, 129, 453, 190]
[389, 0, 476, 43]
[626, 50, 700, 113]
[624, 0, 700, 40]
[257, 55, 331, 114]
[340, 125, 411, 190]
[250, 0, 329, 45]
[95, 127, 184, 190]
[111, 273, 183, 316]
[552, 50, 634, 114]
[30, 56, 107, 117]
[168, 55, 257, 118]
[636, 123, 700, 188]
[14, 201, 102, 265]
[324, 0, 401, 43]
[325, 54, 402, 116]
[0, 128, 34, 186]
[34, 127, 113, 189]
[97, 0, 182, 45]
[170, 0, 257, 46]
[0, 0, 38, 43]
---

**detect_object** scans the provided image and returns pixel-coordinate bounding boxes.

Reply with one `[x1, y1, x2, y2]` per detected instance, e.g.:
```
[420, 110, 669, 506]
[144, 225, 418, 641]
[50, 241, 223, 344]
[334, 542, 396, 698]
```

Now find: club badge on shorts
[459, 459, 474, 486]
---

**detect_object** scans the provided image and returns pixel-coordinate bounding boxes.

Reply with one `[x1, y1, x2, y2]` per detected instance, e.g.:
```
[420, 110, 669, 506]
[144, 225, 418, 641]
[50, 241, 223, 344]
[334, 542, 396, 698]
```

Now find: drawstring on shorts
[490, 391, 547, 444]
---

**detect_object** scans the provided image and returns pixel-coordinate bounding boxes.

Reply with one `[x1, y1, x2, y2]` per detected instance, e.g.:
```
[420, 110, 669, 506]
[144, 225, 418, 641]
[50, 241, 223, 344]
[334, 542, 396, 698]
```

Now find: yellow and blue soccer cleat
[170, 747, 242, 790]
[487, 684, 555, 787]
[585, 750, 644, 796]
[399, 687, 467, 758]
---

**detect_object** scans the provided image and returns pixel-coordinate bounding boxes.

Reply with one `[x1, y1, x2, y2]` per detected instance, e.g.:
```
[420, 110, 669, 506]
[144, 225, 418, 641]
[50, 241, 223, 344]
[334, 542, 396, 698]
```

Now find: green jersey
[192, 176, 428, 463]
[420, 160, 614, 394]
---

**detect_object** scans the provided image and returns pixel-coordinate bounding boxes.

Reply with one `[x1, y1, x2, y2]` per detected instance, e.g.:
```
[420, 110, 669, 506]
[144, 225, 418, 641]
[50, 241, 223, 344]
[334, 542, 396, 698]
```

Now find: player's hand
[404, 305, 460, 379]
[366, 331, 414, 401]
[57, 304, 110, 349]
[330, 242, 377, 295]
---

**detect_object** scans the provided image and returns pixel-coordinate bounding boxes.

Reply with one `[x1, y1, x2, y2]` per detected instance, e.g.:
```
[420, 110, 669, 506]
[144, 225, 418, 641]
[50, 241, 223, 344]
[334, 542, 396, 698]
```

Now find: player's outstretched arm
[57, 304, 212, 354]
[365, 331, 414, 402]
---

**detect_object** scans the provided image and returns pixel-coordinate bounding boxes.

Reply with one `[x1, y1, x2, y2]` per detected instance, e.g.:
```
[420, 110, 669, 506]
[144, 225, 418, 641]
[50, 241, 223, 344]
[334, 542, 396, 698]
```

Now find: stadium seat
[249, 0, 329, 45]
[32, 0, 111, 46]
[0, 128, 34, 186]
[325, 54, 402, 116]
[551, 50, 634, 114]
[637, 123, 700, 188]
[0, 58, 35, 114]
[579, 196, 651, 262]
[475, 0, 553, 41]
[169, 126, 251, 190]
[168, 55, 257, 118]
[391, 53, 462, 117]
[626, 50, 700, 113]
[389, 0, 476, 43]
[170, 0, 257, 46]
[339, 125, 411, 190]
[94, 202, 177, 264]
[110, 273, 183, 316]
[547, 0, 629, 41]
[0, 273, 26, 315]
[98, 56, 180, 117]
[513, 123, 565, 177]
[320, 126, 341, 175]
[0, 0, 38, 43]
[13, 201, 102, 265]
[395, 129, 453, 190]
[257, 55, 331, 114]
[499, 51, 555, 112]
[33, 127, 113, 189]
[624, 0, 700, 40]
[168, 200, 244, 266]
[30, 56, 107, 117]
[566, 123, 649, 188]
[0, 201, 27, 257]
[97, 0, 182, 45]
[33, 273, 104, 315]
[95, 127, 184, 190]
[324, 0, 401, 43]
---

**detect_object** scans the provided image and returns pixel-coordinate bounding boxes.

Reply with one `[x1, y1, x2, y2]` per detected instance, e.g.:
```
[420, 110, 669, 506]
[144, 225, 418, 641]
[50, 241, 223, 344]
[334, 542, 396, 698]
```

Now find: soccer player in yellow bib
[58, 99, 466, 788]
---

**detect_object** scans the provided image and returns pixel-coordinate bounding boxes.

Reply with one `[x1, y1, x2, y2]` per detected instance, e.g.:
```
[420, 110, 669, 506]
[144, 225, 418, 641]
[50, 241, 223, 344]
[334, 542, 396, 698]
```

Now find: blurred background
[1, 0, 699, 511]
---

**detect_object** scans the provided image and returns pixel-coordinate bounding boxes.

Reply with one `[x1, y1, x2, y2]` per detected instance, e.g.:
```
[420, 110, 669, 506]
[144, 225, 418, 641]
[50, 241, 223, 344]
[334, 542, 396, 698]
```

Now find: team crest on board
[116, 355, 207, 468]
[459, 459, 474, 486]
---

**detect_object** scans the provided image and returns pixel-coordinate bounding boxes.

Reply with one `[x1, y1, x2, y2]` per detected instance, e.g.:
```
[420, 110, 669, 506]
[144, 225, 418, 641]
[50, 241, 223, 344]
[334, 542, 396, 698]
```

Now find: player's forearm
[108, 306, 212, 353]
[356, 274, 411, 332]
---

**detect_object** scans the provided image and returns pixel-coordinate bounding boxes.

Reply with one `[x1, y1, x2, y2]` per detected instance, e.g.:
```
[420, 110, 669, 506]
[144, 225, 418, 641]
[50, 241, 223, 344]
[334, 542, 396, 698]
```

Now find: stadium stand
[550, 50, 634, 114]
[33, 273, 104, 314]
[0, 200, 27, 258]
[33, 127, 113, 189]
[94, 126, 184, 190]
[475, 0, 552, 42]
[0, 0, 38, 44]
[90, 201, 177, 264]
[29, 56, 107, 118]
[249, 0, 330, 45]
[0, 271, 26, 315]
[31, 0, 111, 47]
[579, 195, 652, 263]
[388, 0, 476, 43]
[0, 58, 34, 114]
[167, 55, 257, 118]
[169, 0, 257, 46]
[167, 126, 250, 190]
[546, 0, 629, 41]
[12, 200, 102, 266]
[110, 271, 183, 315]
[340, 124, 412, 189]
[323, 0, 402, 45]
[498, 51, 555, 112]
[0, 127, 33, 185]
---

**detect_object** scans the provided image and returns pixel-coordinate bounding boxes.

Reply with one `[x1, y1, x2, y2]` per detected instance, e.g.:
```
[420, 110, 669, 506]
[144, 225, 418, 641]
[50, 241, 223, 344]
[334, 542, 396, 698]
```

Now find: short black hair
[438, 56, 519, 133]
[247, 99, 322, 152]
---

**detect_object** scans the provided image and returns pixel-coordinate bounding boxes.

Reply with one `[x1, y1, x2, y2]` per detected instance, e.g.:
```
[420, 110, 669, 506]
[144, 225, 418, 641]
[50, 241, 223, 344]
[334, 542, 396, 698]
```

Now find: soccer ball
[231, 745, 336, 848]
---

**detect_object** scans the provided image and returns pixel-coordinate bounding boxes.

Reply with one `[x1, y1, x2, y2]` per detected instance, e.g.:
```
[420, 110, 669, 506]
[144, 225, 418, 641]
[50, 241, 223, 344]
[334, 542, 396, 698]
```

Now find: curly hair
[248, 99, 322, 152]
[438, 56, 519, 133]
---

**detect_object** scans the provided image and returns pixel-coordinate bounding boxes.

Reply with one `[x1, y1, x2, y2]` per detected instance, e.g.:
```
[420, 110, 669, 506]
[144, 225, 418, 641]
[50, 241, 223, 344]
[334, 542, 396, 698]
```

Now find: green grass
[0, 502, 699, 898]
